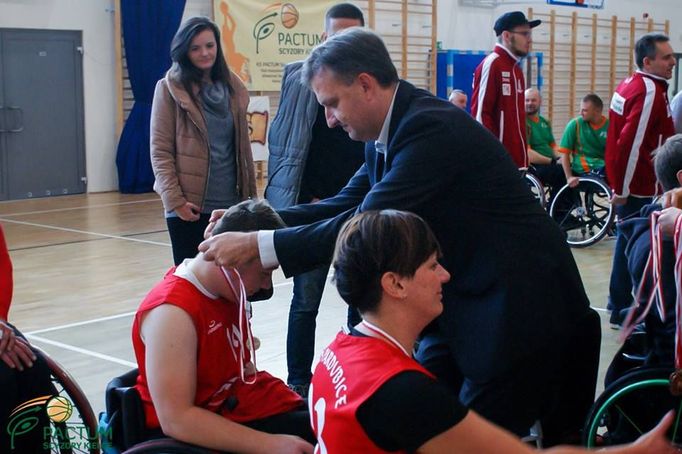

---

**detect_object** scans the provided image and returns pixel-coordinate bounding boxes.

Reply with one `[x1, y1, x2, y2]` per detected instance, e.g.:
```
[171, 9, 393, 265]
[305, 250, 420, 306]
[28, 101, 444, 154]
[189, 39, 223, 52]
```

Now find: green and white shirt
[559, 115, 608, 174]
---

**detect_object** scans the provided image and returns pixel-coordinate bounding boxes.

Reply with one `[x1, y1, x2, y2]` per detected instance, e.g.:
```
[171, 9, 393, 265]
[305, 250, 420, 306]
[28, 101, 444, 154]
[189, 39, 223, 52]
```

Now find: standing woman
[151, 16, 257, 265]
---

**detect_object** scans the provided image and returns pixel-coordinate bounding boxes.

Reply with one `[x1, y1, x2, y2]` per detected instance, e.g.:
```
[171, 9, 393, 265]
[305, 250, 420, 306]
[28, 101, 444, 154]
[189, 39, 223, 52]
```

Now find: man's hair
[332, 210, 441, 314]
[525, 87, 541, 98]
[635, 33, 670, 70]
[654, 134, 682, 191]
[325, 3, 364, 30]
[213, 200, 285, 235]
[582, 93, 603, 111]
[448, 89, 466, 100]
[302, 28, 398, 88]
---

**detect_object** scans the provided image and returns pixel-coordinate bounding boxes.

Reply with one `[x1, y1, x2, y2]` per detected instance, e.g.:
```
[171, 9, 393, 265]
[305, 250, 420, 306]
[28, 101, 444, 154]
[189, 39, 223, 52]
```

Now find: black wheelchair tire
[582, 367, 682, 447]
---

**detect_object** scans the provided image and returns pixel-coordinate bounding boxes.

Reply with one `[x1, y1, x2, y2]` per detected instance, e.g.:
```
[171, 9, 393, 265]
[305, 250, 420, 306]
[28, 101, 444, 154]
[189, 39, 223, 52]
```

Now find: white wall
[438, 0, 682, 52]
[0, 0, 117, 193]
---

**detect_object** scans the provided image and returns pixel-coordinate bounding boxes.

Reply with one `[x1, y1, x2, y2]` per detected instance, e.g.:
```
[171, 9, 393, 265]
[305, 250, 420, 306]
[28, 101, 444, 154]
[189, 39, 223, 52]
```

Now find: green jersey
[559, 116, 608, 174]
[526, 114, 556, 159]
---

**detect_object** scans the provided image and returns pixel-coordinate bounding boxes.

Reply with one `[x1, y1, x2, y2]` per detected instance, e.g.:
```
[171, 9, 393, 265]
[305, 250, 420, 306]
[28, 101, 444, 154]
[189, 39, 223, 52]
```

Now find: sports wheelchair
[99, 369, 209, 453]
[523, 170, 615, 248]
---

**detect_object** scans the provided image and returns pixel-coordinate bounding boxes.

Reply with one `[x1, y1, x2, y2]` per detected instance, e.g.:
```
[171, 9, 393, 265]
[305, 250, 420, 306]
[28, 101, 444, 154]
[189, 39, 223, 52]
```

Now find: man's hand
[631, 411, 682, 454]
[662, 188, 682, 209]
[198, 231, 259, 268]
[0, 321, 36, 370]
[567, 176, 580, 188]
[175, 202, 201, 222]
[261, 434, 314, 454]
[611, 193, 628, 206]
[658, 207, 682, 237]
[204, 209, 228, 239]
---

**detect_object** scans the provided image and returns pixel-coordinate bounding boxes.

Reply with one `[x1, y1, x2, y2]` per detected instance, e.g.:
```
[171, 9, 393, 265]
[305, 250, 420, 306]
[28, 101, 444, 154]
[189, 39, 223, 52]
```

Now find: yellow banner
[214, 0, 335, 91]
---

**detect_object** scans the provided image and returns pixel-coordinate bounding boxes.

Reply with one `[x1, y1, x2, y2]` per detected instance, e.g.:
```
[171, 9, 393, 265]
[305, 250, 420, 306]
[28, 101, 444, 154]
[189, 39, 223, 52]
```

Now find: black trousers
[245, 406, 315, 444]
[416, 308, 601, 446]
[166, 215, 211, 266]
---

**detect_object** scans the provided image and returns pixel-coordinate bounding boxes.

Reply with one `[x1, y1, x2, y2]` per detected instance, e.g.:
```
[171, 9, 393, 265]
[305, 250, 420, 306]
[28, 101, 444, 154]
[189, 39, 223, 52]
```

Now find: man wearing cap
[472, 11, 540, 168]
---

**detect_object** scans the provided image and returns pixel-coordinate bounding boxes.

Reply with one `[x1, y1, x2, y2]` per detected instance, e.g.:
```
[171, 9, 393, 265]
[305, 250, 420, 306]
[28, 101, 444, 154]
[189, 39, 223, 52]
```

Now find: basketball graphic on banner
[281, 3, 299, 29]
[46, 396, 73, 423]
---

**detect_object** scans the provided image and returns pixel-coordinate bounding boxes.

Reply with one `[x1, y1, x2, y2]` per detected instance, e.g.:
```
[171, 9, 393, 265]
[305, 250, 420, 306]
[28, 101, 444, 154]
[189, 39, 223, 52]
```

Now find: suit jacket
[274, 81, 592, 382]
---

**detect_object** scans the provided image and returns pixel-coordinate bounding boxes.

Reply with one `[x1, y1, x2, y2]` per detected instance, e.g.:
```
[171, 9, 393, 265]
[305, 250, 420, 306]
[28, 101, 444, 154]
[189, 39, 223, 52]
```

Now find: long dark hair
[169, 16, 232, 98]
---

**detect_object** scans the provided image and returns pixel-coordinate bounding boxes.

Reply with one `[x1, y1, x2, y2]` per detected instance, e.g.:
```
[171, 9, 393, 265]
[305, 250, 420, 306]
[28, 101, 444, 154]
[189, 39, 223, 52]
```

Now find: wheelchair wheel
[123, 438, 211, 453]
[523, 171, 547, 208]
[549, 176, 615, 248]
[36, 346, 100, 454]
[583, 367, 682, 447]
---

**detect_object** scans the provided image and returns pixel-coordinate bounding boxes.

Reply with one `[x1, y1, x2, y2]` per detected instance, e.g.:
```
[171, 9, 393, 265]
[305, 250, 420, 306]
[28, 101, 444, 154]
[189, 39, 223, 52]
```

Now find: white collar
[375, 82, 401, 153]
[174, 259, 219, 299]
[635, 69, 669, 82]
[495, 43, 520, 63]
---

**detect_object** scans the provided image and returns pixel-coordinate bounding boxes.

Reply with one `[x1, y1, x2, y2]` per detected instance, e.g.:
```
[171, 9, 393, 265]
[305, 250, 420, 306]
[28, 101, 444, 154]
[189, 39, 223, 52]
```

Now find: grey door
[0, 29, 86, 200]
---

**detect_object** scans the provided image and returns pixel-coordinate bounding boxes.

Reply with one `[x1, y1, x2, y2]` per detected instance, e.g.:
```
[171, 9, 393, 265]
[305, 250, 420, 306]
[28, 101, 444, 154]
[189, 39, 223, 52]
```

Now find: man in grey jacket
[265, 3, 365, 398]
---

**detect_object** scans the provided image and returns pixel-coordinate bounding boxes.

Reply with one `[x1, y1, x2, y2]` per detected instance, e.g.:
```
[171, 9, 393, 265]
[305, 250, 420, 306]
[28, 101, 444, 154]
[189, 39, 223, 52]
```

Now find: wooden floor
[1, 192, 621, 417]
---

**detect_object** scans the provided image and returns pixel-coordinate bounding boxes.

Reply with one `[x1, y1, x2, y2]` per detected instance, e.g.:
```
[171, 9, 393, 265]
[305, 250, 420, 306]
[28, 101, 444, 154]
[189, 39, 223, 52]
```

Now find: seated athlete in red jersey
[309, 209, 679, 454]
[133, 200, 313, 454]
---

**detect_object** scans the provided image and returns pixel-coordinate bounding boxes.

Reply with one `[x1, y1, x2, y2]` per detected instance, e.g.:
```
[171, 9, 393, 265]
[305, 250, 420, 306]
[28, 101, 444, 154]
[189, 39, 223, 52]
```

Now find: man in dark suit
[200, 28, 600, 445]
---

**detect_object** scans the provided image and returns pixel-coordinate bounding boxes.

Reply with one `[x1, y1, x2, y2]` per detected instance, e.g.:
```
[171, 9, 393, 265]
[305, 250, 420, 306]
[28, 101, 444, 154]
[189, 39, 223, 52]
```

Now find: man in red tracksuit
[472, 11, 540, 168]
[606, 33, 676, 327]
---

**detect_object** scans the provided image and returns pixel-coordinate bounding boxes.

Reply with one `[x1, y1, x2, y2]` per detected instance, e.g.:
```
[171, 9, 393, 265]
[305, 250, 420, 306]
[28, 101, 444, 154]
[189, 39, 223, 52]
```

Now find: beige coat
[150, 70, 257, 212]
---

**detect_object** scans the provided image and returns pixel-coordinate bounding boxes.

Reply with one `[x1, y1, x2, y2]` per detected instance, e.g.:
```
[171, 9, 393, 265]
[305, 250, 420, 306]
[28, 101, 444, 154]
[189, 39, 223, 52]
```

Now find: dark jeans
[529, 163, 566, 202]
[608, 196, 652, 320]
[166, 214, 211, 266]
[415, 309, 601, 446]
[286, 266, 361, 386]
[245, 406, 315, 444]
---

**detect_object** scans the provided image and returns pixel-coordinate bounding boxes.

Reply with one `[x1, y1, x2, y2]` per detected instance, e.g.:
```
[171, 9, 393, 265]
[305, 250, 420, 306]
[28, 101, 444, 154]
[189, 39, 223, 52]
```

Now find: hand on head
[204, 209, 227, 239]
[198, 231, 260, 268]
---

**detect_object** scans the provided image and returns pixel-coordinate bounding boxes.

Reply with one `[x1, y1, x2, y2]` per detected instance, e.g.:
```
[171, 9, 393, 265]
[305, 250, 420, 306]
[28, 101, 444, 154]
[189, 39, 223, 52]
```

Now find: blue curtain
[116, 0, 186, 193]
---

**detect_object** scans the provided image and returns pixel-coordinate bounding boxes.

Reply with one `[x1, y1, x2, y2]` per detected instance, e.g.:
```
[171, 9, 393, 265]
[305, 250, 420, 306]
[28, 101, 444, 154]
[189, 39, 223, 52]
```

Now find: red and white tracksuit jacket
[471, 44, 528, 168]
[605, 71, 675, 198]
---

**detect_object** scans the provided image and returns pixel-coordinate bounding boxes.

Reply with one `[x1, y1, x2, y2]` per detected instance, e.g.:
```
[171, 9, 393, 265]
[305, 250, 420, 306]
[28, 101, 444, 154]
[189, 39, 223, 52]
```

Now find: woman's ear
[676, 169, 682, 187]
[380, 271, 407, 299]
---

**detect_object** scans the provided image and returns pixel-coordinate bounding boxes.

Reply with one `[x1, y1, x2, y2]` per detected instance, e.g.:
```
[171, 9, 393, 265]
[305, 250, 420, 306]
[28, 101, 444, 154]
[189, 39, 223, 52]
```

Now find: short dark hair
[582, 93, 603, 111]
[654, 134, 682, 191]
[170, 17, 233, 100]
[332, 210, 441, 314]
[635, 33, 670, 70]
[325, 3, 364, 31]
[302, 28, 399, 88]
[213, 200, 285, 235]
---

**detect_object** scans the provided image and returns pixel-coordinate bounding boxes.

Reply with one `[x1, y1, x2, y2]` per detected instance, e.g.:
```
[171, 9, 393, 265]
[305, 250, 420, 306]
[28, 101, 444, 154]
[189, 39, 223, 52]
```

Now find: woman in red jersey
[310, 209, 679, 454]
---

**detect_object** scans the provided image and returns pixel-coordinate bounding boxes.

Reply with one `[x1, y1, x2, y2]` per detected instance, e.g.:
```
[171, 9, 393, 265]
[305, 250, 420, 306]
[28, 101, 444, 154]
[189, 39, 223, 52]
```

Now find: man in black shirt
[264, 3, 365, 399]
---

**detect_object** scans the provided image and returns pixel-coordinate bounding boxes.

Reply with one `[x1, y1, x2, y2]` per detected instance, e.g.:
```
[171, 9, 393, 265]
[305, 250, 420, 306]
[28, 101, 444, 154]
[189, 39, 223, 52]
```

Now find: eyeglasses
[509, 30, 532, 38]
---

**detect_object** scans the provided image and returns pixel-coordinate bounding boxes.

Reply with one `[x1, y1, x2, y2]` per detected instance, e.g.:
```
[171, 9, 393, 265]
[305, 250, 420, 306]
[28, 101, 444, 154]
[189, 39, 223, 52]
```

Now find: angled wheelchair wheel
[523, 171, 547, 209]
[549, 176, 615, 248]
[583, 367, 682, 448]
[37, 346, 100, 454]
[123, 438, 211, 453]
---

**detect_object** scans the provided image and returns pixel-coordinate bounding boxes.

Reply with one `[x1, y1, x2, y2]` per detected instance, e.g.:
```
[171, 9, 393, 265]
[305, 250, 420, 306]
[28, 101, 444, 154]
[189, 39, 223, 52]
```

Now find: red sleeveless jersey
[310, 331, 434, 453]
[132, 268, 302, 428]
